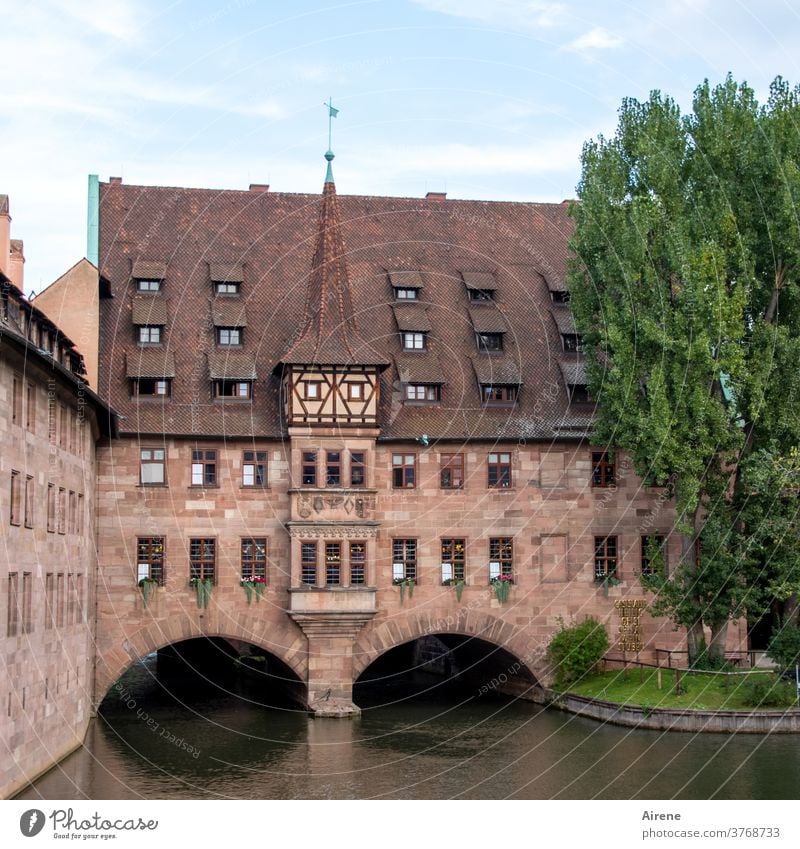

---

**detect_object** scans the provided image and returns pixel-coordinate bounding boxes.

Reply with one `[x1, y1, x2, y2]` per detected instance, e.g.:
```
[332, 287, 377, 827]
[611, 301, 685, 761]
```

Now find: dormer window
[568, 383, 590, 404]
[137, 279, 161, 292]
[138, 326, 161, 345]
[217, 327, 241, 346]
[403, 332, 427, 351]
[214, 380, 251, 399]
[562, 333, 583, 353]
[131, 378, 171, 397]
[482, 384, 517, 406]
[468, 288, 494, 302]
[405, 384, 441, 402]
[215, 281, 240, 295]
[394, 287, 418, 300]
[477, 332, 503, 352]
[551, 290, 570, 304]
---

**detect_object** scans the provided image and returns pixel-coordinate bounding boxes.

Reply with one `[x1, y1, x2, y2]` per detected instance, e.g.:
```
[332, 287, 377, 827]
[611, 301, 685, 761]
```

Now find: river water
[16, 655, 800, 800]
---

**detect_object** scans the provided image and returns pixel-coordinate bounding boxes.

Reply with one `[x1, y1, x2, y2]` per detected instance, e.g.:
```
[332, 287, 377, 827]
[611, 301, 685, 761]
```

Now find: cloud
[411, 0, 566, 30]
[566, 27, 624, 52]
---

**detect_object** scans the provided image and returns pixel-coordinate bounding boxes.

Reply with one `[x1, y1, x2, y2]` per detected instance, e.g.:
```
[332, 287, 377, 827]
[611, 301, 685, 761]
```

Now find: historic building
[0, 194, 114, 799]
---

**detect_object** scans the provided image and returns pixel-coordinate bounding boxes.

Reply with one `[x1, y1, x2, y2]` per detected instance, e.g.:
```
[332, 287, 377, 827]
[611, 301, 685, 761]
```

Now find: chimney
[109, 176, 122, 185]
[8, 239, 24, 290]
[248, 183, 270, 193]
[426, 191, 447, 202]
[0, 194, 10, 281]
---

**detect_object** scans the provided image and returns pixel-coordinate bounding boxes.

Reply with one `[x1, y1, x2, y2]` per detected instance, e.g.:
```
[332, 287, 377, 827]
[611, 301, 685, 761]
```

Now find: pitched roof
[394, 353, 446, 384]
[210, 262, 244, 282]
[471, 357, 523, 386]
[388, 270, 424, 289]
[550, 307, 575, 334]
[212, 299, 248, 327]
[208, 351, 257, 380]
[98, 177, 583, 439]
[131, 260, 167, 280]
[559, 360, 587, 385]
[126, 350, 176, 378]
[392, 303, 432, 333]
[131, 297, 168, 325]
[468, 307, 508, 334]
[461, 271, 496, 291]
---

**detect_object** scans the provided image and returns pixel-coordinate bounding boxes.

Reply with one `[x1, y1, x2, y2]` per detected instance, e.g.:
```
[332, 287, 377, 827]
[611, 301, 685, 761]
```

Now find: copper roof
[211, 299, 248, 327]
[131, 260, 167, 280]
[468, 306, 508, 334]
[208, 351, 257, 380]
[131, 297, 168, 325]
[98, 177, 587, 439]
[126, 350, 176, 378]
[210, 262, 244, 282]
[392, 303, 432, 333]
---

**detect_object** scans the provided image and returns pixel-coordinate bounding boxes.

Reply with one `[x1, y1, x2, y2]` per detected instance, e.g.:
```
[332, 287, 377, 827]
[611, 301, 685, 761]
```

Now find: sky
[2, 0, 800, 291]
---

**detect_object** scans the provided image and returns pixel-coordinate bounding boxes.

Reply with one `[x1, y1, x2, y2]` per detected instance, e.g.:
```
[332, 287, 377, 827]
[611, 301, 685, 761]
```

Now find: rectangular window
[392, 454, 416, 488]
[350, 542, 366, 585]
[476, 332, 503, 352]
[26, 383, 35, 431]
[57, 487, 66, 534]
[304, 381, 321, 400]
[214, 380, 251, 398]
[591, 451, 615, 487]
[45, 573, 55, 629]
[7, 573, 19, 636]
[75, 574, 84, 624]
[10, 470, 21, 525]
[481, 385, 518, 405]
[440, 453, 464, 489]
[215, 282, 240, 295]
[441, 538, 466, 582]
[138, 325, 161, 344]
[641, 534, 666, 576]
[22, 572, 33, 634]
[394, 287, 418, 300]
[137, 279, 161, 292]
[488, 452, 512, 488]
[217, 327, 241, 346]
[301, 542, 317, 585]
[402, 332, 426, 351]
[350, 451, 366, 487]
[140, 447, 166, 485]
[346, 382, 363, 401]
[241, 538, 267, 581]
[12, 375, 21, 425]
[489, 538, 513, 580]
[302, 451, 317, 486]
[67, 573, 76, 625]
[48, 399, 56, 443]
[189, 538, 216, 583]
[392, 539, 417, 582]
[405, 384, 441, 402]
[326, 451, 341, 487]
[56, 573, 65, 628]
[132, 378, 170, 396]
[562, 333, 583, 353]
[137, 537, 165, 584]
[191, 449, 217, 486]
[242, 450, 267, 487]
[594, 535, 618, 580]
[59, 404, 67, 447]
[325, 542, 341, 586]
[568, 384, 590, 404]
[24, 476, 34, 528]
[47, 483, 56, 532]
[551, 290, 570, 304]
[77, 493, 84, 535]
[68, 490, 76, 534]
[468, 288, 494, 302]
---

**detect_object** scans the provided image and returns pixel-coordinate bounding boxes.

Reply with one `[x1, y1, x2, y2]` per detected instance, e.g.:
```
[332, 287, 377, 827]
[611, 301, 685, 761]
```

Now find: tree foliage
[548, 617, 609, 686]
[568, 75, 800, 662]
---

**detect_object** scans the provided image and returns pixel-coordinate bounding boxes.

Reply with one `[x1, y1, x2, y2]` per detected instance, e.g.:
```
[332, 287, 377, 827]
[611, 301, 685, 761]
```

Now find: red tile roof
[98, 175, 587, 440]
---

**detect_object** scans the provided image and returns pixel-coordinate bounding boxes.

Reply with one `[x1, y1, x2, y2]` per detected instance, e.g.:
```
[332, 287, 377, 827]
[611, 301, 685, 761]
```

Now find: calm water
[16, 656, 800, 800]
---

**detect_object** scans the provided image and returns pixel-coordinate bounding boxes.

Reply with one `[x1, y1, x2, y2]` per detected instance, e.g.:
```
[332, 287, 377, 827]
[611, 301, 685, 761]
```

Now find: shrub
[767, 622, 800, 674]
[548, 617, 609, 686]
[740, 674, 796, 709]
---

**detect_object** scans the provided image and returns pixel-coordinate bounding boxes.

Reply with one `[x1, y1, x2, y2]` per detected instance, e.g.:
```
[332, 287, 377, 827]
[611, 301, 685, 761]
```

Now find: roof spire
[324, 97, 338, 184]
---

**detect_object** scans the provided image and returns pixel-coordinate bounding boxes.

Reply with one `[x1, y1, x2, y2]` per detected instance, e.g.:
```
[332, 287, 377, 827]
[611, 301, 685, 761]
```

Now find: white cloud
[411, 0, 566, 29]
[566, 26, 624, 52]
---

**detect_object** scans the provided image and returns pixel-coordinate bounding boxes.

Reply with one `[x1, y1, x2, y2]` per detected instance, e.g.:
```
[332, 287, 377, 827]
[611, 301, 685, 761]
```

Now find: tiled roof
[559, 360, 587, 385]
[98, 177, 585, 439]
[550, 306, 575, 334]
[471, 357, 523, 386]
[209, 262, 244, 282]
[131, 260, 167, 280]
[212, 299, 248, 327]
[207, 351, 257, 380]
[388, 270, 424, 289]
[461, 271, 496, 291]
[126, 350, 176, 378]
[394, 353, 446, 384]
[131, 297, 168, 325]
[468, 306, 508, 334]
[392, 303, 432, 333]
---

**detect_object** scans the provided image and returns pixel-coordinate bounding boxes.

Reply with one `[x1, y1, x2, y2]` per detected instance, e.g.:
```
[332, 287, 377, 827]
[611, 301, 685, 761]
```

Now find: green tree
[568, 75, 800, 664]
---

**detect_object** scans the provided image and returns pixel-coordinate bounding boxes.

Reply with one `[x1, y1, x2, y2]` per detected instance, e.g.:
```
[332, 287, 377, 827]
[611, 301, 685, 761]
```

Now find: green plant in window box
[597, 573, 621, 597]
[491, 574, 514, 604]
[189, 576, 213, 609]
[394, 577, 415, 604]
[137, 577, 159, 608]
[240, 575, 266, 604]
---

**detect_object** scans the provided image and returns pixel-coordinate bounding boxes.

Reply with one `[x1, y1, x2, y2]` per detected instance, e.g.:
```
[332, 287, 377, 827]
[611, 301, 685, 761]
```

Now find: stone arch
[352, 607, 552, 686]
[94, 612, 308, 706]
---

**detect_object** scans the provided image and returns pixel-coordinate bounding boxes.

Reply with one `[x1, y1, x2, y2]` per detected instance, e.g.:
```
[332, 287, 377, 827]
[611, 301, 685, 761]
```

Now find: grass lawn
[563, 668, 796, 711]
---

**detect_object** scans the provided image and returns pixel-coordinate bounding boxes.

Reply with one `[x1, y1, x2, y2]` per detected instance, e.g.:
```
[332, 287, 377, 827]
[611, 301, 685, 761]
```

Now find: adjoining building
[0, 194, 115, 799]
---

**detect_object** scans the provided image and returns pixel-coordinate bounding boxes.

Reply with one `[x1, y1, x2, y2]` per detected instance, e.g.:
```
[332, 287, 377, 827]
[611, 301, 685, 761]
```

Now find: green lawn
[563, 668, 796, 711]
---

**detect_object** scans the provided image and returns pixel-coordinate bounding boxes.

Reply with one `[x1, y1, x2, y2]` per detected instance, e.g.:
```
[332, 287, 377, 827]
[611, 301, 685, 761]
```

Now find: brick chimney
[248, 184, 270, 193]
[0, 194, 10, 281]
[8, 239, 24, 290]
[426, 191, 447, 202]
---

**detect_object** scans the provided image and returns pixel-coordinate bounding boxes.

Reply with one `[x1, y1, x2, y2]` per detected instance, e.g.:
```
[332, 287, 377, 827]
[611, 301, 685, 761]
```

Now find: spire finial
[324, 98, 339, 184]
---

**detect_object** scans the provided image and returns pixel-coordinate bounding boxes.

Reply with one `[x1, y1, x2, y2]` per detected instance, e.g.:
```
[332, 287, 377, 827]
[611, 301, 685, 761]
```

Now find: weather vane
[324, 97, 339, 152]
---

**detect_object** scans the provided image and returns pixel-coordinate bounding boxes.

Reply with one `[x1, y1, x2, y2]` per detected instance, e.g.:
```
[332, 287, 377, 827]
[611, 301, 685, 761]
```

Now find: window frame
[641, 534, 667, 576]
[301, 451, 318, 486]
[137, 325, 162, 345]
[131, 378, 171, 397]
[441, 538, 466, 583]
[137, 537, 165, 585]
[24, 475, 34, 528]
[481, 384, 518, 406]
[440, 453, 464, 489]
[10, 470, 21, 526]
[404, 383, 441, 402]
[346, 382, 364, 401]
[591, 451, 616, 488]
[489, 537, 514, 581]
[594, 535, 618, 580]
[191, 449, 218, 487]
[241, 537, 267, 581]
[476, 332, 503, 352]
[214, 281, 240, 296]
[349, 541, 366, 585]
[487, 452, 512, 488]
[136, 279, 162, 292]
[392, 538, 417, 582]
[217, 326, 242, 346]
[301, 541, 318, 585]
[326, 450, 341, 487]
[189, 537, 216, 584]
[325, 541, 342, 586]
[402, 331, 427, 351]
[140, 446, 166, 486]
[562, 333, 583, 353]
[304, 381, 321, 400]
[468, 288, 495, 302]
[392, 453, 416, 489]
[350, 451, 366, 487]
[394, 287, 418, 300]
[242, 450, 267, 487]
[214, 379, 252, 399]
